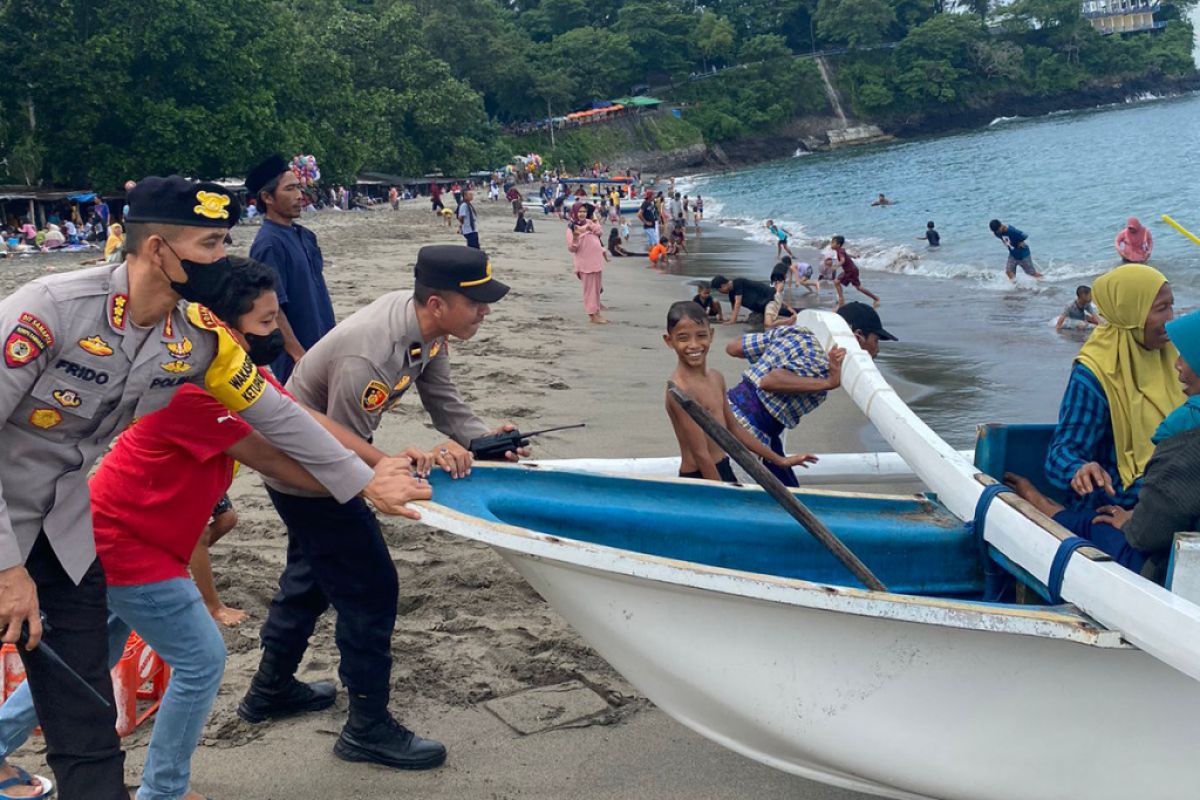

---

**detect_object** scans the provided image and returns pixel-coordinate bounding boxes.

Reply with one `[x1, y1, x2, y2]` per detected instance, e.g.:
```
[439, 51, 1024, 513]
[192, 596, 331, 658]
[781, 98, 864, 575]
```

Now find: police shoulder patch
[361, 380, 390, 413]
[4, 329, 40, 369]
[17, 313, 54, 348]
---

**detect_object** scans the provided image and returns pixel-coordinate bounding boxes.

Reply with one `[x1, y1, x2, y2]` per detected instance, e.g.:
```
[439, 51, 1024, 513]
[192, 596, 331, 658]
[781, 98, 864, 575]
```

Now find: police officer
[239, 244, 520, 770]
[0, 176, 428, 799]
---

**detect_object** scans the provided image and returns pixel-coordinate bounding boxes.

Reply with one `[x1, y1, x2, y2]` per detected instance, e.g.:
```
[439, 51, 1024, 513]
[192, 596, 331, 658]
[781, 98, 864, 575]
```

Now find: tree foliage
[0, 0, 1195, 186]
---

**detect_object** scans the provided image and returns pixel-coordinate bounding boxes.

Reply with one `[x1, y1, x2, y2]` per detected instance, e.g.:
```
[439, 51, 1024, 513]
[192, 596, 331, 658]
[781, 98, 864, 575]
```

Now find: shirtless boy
[663, 301, 817, 483]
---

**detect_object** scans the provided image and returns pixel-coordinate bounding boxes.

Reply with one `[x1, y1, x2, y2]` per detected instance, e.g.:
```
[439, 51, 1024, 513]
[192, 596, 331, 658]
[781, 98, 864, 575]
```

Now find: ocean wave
[850, 239, 1108, 288]
[715, 217, 1110, 288]
[989, 115, 1023, 126]
[722, 216, 809, 248]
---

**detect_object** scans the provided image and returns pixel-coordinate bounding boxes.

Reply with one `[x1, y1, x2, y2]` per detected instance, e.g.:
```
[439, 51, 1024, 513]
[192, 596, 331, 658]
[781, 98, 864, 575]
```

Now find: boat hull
[498, 547, 1198, 800]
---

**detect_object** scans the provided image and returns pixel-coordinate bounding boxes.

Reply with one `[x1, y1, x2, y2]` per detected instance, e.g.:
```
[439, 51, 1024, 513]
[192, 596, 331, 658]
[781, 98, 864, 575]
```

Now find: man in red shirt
[0, 257, 435, 800]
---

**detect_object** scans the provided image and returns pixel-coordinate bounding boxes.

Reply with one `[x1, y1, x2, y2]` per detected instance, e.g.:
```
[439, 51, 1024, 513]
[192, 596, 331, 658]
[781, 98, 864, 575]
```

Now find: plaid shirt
[1044, 363, 1141, 510]
[734, 327, 829, 437]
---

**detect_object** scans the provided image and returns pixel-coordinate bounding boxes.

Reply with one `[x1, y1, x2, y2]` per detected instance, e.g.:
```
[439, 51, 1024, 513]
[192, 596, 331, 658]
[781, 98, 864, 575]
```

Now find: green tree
[544, 28, 638, 104]
[615, 0, 693, 78]
[414, 0, 538, 121]
[520, 0, 593, 42]
[692, 11, 736, 70]
[816, 0, 897, 47]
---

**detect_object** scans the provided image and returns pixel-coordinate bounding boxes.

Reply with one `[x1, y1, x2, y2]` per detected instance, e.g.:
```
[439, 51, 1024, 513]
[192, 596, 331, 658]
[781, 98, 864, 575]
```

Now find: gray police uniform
[280, 288, 489, 468]
[0, 262, 373, 583]
[254, 288, 488, 708]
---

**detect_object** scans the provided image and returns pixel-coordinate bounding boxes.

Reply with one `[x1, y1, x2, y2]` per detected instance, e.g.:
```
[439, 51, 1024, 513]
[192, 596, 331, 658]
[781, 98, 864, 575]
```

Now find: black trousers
[259, 489, 399, 708]
[20, 535, 125, 799]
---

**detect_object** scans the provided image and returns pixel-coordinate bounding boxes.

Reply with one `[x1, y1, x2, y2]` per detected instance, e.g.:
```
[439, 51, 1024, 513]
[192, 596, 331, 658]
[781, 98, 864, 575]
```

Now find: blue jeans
[644, 226, 659, 249]
[1052, 508, 1149, 574]
[0, 579, 225, 800]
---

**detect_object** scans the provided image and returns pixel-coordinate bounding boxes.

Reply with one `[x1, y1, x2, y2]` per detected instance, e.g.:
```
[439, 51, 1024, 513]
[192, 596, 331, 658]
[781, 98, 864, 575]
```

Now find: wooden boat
[414, 310, 1200, 799]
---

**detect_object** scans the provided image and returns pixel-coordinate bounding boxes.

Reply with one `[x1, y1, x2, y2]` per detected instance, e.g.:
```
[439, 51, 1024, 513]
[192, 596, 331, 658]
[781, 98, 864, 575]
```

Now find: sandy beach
[1, 201, 883, 799]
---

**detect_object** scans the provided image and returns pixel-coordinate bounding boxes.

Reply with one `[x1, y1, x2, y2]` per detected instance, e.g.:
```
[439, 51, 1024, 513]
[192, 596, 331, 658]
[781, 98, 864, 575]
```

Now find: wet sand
[2, 203, 886, 799]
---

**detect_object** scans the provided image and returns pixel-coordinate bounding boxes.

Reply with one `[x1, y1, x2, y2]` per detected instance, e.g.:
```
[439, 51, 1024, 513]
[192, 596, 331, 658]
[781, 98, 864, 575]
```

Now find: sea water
[674, 93, 1200, 447]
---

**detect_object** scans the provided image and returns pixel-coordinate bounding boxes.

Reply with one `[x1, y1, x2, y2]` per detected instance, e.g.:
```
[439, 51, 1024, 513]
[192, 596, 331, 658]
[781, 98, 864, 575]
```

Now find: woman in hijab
[104, 222, 124, 261]
[1008, 308, 1200, 579]
[566, 203, 609, 324]
[1043, 263, 1183, 514]
[1115, 217, 1153, 263]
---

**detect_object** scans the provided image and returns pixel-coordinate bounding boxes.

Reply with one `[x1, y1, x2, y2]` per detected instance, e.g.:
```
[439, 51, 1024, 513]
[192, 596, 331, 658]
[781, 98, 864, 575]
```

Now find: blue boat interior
[428, 424, 1065, 601]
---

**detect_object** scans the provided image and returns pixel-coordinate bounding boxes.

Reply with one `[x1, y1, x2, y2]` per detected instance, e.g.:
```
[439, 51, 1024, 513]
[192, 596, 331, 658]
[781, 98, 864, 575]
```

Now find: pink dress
[567, 223, 606, 315]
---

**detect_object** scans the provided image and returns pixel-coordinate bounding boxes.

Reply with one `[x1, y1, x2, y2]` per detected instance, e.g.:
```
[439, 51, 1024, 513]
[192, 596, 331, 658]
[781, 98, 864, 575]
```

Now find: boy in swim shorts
[663, 301, 816, 484]
[831, 235, 881, 309]
[766, 220, 795, 259]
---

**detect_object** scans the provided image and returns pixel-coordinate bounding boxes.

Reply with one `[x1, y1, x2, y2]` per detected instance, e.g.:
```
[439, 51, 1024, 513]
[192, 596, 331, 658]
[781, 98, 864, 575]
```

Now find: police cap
[125, 176, 240, 229]
[245, 154, 290, 198]
[414, 245, 509, 304]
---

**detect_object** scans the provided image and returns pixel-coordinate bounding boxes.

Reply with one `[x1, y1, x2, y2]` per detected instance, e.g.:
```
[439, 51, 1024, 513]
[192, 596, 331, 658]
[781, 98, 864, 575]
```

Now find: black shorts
[679, 457, 738, 484]
[431, 198, 444, 212]
[212, 493, 233, 519]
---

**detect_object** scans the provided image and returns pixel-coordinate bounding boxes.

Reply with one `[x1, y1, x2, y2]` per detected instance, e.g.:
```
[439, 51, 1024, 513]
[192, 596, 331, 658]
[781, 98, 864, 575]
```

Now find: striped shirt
[1044, 363, 1141, 510]
[736, 327, 829, 435]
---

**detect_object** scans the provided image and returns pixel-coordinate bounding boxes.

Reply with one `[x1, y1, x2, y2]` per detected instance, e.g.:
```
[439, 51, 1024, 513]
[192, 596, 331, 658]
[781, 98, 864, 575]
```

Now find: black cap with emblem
[836, 302, 898, 342]
[244, 154, 290, 199]
[414, 244, 510, 304]
[125, 176, 241, 228]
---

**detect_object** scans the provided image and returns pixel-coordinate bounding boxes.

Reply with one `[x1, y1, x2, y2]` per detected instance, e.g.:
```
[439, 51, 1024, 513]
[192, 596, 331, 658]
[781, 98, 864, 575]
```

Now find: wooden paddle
[667, 381, 888, 592]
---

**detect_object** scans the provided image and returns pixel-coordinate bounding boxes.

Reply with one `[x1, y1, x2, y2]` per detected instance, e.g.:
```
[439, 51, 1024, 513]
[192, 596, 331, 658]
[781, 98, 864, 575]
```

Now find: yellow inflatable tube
[1161, 214, 1200, 247]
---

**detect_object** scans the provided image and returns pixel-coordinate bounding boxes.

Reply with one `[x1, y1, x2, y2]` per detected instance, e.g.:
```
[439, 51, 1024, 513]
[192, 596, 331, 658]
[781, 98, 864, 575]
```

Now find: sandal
[0, 765, 53, 798]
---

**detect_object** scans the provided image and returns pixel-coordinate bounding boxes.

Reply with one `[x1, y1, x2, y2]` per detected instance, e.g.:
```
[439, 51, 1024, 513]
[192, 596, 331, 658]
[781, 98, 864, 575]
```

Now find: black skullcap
[125, 176, 240, 228]
[414, 245, 509, 304]
[245, 154, 290, 197]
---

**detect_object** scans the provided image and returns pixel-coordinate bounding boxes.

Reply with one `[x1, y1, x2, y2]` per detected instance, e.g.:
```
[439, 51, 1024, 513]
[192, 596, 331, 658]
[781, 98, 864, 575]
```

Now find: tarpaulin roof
[0, 186, 96, 202]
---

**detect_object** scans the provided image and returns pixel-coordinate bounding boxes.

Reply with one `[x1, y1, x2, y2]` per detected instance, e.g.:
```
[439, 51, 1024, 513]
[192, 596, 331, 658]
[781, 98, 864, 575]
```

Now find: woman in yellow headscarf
[104, 222, 124, 261]
[1043, 263, 1184, 510]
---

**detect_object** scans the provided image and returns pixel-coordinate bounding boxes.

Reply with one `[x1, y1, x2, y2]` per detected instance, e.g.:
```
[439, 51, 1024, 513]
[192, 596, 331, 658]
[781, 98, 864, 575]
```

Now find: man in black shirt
[637, 190, 659, 251]
[711, 275, 787, 325]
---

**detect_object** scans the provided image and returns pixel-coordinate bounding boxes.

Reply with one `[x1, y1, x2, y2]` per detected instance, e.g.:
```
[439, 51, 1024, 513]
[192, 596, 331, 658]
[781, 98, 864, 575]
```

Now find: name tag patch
[55, 360, 109, 384]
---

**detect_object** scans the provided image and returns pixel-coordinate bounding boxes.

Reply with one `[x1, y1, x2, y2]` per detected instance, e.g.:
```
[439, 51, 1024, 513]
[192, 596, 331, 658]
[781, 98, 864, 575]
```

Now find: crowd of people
[0, 152, 1195, 799]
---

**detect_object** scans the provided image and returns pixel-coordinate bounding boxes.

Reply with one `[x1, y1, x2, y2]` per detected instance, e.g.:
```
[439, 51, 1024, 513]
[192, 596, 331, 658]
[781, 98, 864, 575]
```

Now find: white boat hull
[418, 493, 1200, 800]
[508, 554, 1195, 800]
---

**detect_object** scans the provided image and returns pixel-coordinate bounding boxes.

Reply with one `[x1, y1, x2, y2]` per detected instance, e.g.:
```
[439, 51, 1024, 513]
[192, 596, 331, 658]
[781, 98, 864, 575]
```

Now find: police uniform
[247, 245, 507, 763]
[0, 177, 373, 799]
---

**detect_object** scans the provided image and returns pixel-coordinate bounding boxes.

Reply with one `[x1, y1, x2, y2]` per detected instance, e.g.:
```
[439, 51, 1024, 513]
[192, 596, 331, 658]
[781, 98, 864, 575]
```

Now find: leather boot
[237, 649, 337, 724]
[333, 697, 446, 770]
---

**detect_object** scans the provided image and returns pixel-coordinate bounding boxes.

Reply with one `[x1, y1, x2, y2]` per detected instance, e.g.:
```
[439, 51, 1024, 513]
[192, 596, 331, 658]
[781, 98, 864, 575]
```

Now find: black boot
[237, 649, 337, 724]
[333, 698, 446, 770]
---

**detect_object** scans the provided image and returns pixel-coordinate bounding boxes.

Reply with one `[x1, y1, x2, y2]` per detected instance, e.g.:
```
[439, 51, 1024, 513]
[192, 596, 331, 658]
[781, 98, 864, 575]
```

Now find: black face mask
[162, 239, 232, 305]
[244, 329, 285, 366]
